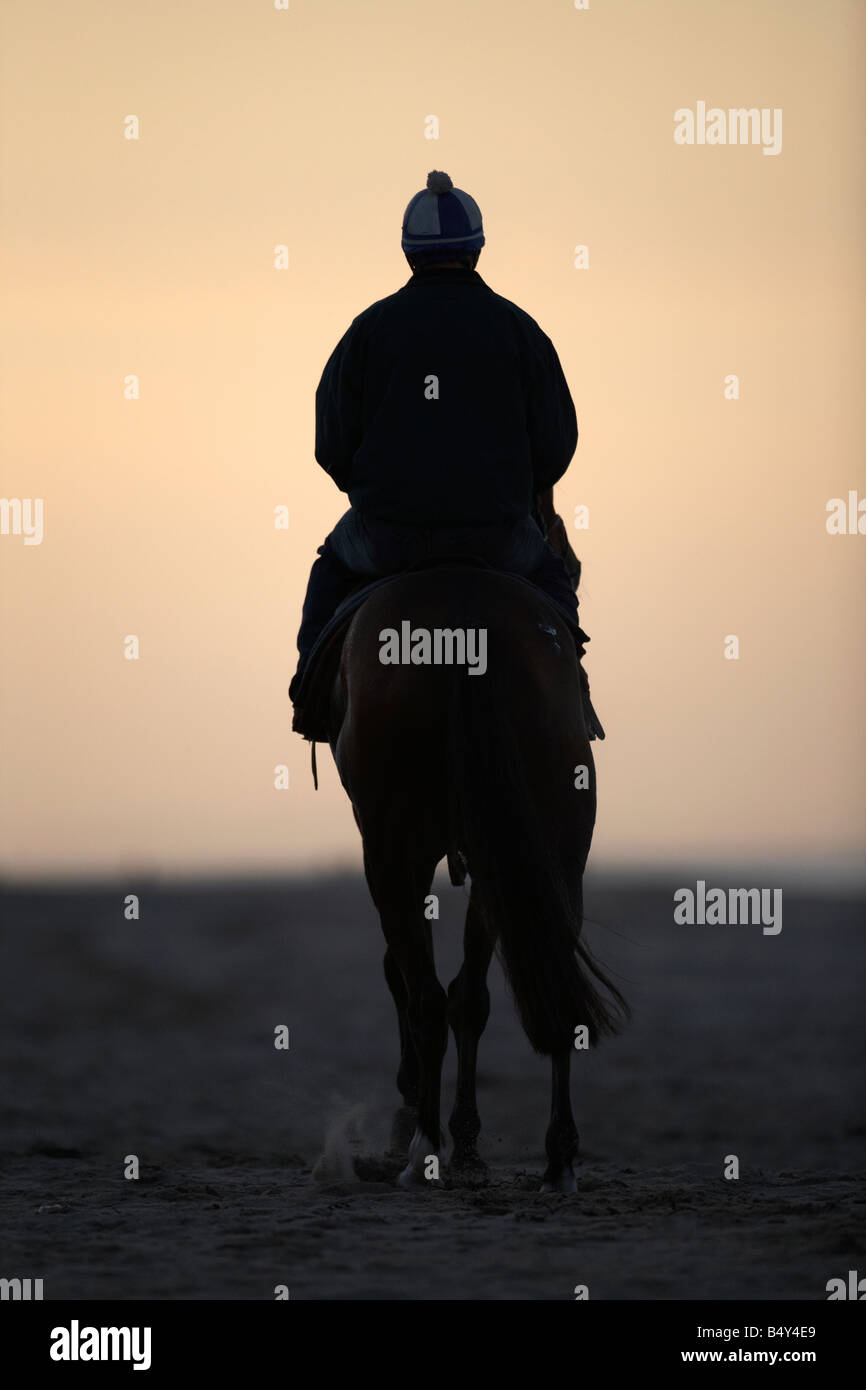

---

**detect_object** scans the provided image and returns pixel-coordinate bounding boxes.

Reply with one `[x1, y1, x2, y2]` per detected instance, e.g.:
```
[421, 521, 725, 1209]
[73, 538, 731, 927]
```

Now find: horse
[326, 564, 628, 1191]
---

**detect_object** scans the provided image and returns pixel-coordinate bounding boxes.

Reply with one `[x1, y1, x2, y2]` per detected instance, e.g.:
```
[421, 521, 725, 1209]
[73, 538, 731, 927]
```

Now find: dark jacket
[314, 267, 578, 525]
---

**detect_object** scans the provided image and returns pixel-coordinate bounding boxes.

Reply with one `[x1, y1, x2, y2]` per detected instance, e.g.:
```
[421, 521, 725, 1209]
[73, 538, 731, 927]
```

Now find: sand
[1, 875, 863, 1300]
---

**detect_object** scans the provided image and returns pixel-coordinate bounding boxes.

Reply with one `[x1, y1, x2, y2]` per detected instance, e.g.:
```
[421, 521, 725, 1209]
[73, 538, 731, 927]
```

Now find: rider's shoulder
[345, 279, 552, 346]
[477, 283, 553, 344]
[348, 287, 406, 332]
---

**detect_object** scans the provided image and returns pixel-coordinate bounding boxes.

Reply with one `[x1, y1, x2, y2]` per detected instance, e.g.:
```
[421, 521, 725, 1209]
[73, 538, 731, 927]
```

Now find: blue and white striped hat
[401, 171, 485, 255]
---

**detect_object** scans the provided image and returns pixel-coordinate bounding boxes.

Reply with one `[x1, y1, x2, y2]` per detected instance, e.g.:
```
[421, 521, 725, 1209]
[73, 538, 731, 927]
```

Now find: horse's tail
[448, 668, 629, 1055]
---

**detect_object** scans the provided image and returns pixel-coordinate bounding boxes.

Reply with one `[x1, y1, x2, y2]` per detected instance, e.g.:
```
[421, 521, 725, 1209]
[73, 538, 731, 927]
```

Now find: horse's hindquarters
[334, 567, 593, 864]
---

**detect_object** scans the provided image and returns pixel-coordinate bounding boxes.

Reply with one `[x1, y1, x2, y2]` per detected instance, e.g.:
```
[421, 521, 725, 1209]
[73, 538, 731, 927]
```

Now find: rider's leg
[289, 542, 360, 703]
[290, 513, 427, 704]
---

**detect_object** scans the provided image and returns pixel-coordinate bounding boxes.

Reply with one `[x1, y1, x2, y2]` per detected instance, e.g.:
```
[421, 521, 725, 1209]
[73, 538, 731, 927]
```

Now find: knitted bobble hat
[401, 171, 485, 255]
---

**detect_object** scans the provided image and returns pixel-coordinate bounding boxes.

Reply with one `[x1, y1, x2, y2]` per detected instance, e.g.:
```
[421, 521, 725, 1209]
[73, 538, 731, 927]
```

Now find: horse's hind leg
[391, 909, 448, 1188]
[383, 945, 420, 1154]
[447, 897, 494, 1174]
[366, 852, 447, 1188]
[541, 1050, 579, 1193]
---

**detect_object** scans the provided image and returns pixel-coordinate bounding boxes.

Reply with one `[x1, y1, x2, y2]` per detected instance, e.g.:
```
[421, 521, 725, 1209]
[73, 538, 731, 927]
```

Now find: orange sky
[1, 0, 864, 881]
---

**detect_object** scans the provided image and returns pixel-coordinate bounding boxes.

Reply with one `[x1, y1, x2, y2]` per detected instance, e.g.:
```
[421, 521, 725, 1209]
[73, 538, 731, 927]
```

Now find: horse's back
[342, 566, 580, 700]
[333, 567, 589, 815]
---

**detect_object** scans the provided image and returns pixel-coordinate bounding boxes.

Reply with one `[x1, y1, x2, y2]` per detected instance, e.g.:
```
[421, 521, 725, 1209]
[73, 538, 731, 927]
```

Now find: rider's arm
[534, 486, 582, 589]
[526, 331, 578, 494]
[534, 487, 557, 537]
[314, 319, 365, 491]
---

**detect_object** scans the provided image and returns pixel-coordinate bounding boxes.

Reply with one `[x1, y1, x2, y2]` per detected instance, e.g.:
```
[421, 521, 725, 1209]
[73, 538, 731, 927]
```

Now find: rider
[290, 170, 604, 740]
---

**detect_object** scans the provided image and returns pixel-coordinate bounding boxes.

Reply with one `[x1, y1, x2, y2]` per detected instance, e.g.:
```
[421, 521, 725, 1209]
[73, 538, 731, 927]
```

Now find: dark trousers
[291, 510, 585, 698]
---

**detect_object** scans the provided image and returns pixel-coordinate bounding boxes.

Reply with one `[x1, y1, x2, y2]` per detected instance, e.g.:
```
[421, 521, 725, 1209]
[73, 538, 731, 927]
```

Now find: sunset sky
[1, 0, 863, 881]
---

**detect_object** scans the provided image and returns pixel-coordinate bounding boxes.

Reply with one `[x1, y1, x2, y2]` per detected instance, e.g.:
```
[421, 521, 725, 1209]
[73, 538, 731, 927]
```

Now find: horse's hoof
[397, 1129, 442, 1189]
[397, 1165, 444, 1190]
[540, 1172, 578, 1194]
[397, 1165, 426, 1189]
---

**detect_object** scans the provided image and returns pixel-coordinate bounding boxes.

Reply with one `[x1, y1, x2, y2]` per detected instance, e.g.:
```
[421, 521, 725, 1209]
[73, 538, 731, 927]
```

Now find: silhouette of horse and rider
[290, 172, 627, 1191]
